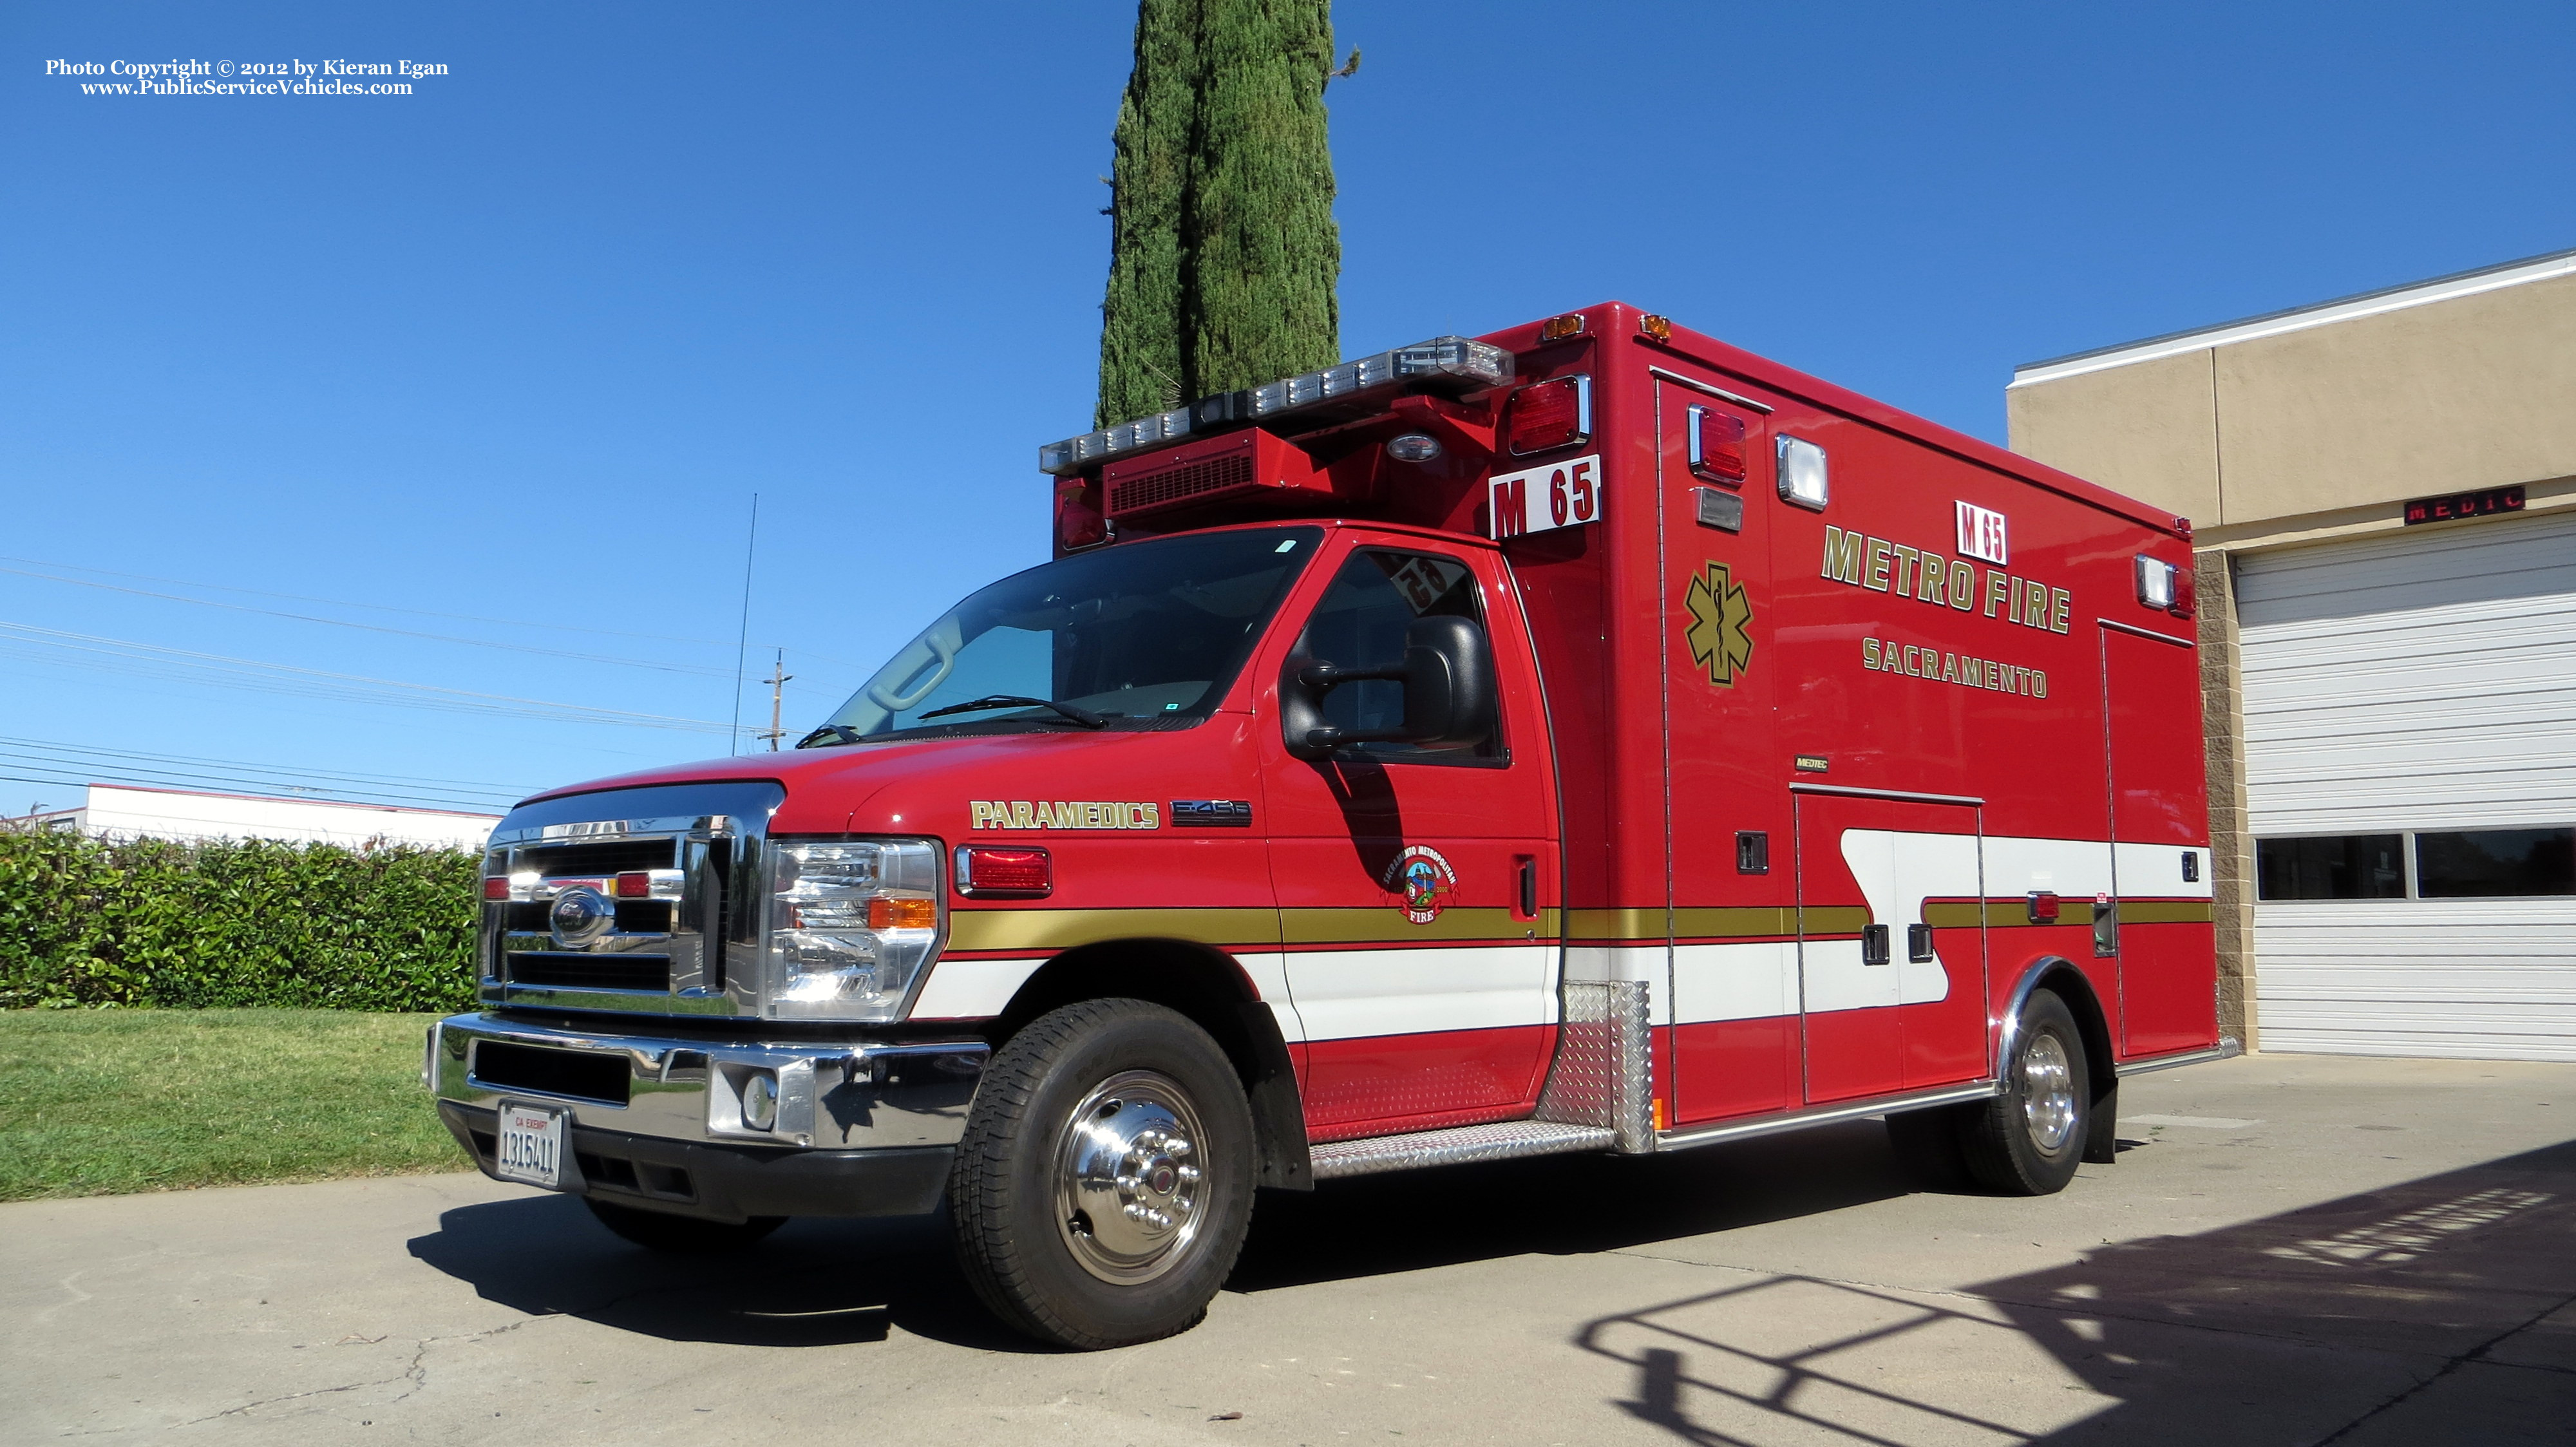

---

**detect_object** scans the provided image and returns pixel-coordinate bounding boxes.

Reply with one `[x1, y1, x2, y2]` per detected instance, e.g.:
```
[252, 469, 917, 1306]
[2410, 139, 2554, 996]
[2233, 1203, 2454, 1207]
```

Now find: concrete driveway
[5, 1052, 2571, 1446]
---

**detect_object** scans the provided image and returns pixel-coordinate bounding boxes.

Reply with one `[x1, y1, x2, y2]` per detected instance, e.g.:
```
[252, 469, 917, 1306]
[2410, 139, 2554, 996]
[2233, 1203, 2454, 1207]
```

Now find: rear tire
[1963, 989, 2090, 1196]
[949, 998, 1256, 1350]
[584, 1198, 785, 1253]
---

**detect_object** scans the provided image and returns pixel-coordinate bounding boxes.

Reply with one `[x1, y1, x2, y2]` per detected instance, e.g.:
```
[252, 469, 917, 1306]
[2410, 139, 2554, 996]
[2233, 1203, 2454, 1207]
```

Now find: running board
[1309, 1119, 1617, 1180]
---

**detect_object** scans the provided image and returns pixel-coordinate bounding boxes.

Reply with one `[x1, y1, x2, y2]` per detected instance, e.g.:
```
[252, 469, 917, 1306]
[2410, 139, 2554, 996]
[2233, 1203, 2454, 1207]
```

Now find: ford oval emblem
[548, 885, 613, 948]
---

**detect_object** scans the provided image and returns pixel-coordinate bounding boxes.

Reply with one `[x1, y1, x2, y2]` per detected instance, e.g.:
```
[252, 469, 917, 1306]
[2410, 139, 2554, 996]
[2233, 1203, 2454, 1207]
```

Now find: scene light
[1776, 436, 1829, 510]
[1039, 336, 1513, 476]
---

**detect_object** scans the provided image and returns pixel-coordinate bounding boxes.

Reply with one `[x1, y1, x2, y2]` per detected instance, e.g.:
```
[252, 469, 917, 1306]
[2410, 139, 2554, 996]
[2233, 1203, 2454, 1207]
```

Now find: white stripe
[1673, 940, 1796, 1023]
[906, 956, 1044, 1020]
[1285, 945, 1555, 1041]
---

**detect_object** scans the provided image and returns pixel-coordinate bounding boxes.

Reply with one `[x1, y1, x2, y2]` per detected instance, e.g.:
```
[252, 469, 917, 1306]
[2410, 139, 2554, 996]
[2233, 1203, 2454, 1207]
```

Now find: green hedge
[0, 829, 478, 1011]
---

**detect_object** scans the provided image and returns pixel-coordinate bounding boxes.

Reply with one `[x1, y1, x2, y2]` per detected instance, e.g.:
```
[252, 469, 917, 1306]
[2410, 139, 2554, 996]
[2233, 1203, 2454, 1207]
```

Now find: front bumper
[429, 1012, 988, 1221]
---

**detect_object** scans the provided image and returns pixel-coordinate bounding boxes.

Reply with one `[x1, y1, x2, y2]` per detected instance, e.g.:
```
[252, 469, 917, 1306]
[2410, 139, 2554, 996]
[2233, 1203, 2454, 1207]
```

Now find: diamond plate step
[1308, 1119, 1616, 1181]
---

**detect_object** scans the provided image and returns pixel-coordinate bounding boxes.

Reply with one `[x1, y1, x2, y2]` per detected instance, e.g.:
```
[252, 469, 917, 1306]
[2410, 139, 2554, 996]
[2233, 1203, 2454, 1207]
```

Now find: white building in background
[21, 784, 500, 851]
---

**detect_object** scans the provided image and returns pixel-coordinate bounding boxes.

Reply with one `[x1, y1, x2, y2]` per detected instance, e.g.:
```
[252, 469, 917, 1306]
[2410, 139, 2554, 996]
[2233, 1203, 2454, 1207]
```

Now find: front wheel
[1962, 988, 2090, 1195]
[949, 998, 1256, 1349]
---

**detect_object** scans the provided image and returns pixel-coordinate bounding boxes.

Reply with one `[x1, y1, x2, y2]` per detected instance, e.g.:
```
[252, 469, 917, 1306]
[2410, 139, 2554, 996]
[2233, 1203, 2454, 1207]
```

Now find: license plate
[495, 1101, 567, 1189]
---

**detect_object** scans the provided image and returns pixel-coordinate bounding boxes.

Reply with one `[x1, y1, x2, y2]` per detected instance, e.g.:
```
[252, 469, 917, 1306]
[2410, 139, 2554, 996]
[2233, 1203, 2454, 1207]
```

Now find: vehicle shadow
[1232, 1119, 1912, 1291]
[1573, 1139, 2576, 1446]
[408, 1119, 1917, 1348]
[406, 1194, 1039, 1352]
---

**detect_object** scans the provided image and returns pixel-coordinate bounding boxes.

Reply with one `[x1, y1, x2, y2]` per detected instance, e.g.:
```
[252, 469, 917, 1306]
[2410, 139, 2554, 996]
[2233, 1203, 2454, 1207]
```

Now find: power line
[0, 735, 536, 798]
[0, 621, 733, 734]
[0, 565, 738, 677]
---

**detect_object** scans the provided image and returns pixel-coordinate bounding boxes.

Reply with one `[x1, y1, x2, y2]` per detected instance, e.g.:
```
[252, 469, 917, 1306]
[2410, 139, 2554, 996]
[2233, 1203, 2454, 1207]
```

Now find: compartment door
[1795, 791, 1987, 1102]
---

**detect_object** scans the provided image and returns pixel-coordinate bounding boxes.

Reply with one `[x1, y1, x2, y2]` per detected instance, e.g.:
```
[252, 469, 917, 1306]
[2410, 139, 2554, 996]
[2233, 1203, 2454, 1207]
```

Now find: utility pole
[759, 648, 793, 752]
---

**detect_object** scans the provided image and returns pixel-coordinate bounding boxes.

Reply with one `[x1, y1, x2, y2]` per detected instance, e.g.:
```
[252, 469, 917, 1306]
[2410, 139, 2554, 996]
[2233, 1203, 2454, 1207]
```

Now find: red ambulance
[431, 301, 2228, 1349]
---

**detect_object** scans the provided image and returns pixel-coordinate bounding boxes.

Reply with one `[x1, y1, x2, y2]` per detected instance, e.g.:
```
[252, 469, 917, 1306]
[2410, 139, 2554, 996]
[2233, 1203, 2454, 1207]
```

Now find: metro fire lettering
[1823, 526, 2069, 635]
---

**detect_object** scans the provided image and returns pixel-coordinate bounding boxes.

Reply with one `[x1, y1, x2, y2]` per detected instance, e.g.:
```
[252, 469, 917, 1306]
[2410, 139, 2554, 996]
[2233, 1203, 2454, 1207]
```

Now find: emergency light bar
[1039, 336, 1513, 477]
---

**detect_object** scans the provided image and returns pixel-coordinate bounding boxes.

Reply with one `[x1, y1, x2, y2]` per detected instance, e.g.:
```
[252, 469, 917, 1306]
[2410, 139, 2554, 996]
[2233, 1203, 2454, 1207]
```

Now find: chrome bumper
[428, 1013, 987, 1151]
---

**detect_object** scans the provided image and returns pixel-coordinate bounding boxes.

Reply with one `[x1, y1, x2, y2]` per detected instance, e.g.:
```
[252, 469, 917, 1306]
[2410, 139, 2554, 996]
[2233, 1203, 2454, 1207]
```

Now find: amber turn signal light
[867, 896, 938, 930]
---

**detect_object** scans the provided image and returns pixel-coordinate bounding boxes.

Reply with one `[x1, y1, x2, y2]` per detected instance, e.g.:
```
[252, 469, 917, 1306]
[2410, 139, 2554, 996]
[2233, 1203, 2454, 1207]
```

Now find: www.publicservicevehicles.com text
[45, 58, 450, 98]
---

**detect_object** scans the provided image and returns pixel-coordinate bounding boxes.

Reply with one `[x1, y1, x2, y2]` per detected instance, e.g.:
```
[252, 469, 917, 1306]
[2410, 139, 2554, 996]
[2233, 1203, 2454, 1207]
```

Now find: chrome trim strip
[2099, 618, 2195, 648]
[1647, 366, 1775, 413]
[2115, 1037, 2244, 1077]
[1789, 782, 1987, 807]
[1655, 1079, 2002, 1152]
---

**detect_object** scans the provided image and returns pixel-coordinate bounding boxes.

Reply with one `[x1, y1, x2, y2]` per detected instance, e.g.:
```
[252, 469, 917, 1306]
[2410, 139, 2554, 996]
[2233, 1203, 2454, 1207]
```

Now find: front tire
[1962, 988, 2090, 1195]
[949, 999, 1256, 1349]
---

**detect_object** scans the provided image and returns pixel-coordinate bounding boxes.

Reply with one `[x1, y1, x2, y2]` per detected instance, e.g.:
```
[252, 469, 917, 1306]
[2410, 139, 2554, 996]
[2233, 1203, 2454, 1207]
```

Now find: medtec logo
[1955, 501, 2008, 565]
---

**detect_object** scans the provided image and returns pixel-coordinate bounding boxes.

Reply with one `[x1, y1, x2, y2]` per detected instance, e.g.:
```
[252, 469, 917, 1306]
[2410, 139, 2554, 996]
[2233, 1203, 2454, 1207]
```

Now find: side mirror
[1282, 614, 1498, 761]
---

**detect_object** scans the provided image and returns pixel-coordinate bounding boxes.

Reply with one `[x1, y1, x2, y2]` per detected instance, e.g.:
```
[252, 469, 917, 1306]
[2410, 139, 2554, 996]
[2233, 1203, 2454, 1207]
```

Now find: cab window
[1293, 548, 1502, 764]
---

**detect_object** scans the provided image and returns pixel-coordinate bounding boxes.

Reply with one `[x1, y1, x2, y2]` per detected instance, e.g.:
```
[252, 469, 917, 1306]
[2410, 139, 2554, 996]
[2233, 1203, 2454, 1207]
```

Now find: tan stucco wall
[2005, 348, 2219, 525]
[2009, 269, 2576, 530]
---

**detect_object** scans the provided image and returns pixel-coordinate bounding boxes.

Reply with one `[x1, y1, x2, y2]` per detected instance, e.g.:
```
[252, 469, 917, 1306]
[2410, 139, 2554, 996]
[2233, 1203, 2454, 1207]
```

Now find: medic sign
[1488, 455, 1603, 540]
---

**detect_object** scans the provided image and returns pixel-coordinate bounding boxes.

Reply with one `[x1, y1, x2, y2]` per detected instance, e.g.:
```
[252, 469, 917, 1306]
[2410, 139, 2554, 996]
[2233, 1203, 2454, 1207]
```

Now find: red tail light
[955, 844, 1052, 898]
[1688, 406, 1747, 484]
[614, 872, 652, 899]
[2026, 891, 2061, 923]
[1056, 478, 1108, 551]
[482, 876, 509, 901]
[1505, 375, 1591, 456]
[2169, 565, 2197, 620]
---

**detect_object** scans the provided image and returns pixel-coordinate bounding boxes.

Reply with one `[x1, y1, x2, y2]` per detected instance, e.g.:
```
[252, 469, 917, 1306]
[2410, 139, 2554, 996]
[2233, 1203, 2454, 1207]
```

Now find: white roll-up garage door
[2237, 507, 2576, 1061]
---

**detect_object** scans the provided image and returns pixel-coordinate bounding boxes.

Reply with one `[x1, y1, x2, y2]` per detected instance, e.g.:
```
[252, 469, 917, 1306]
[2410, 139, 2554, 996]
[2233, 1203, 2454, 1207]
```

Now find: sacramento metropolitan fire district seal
[1683, 560, 1756, 687]
[1380, 845, 1458, 925]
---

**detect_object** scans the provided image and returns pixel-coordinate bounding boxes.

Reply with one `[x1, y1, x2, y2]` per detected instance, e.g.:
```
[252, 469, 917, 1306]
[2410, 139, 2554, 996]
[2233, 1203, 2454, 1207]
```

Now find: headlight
[764, 838, 942, 1021]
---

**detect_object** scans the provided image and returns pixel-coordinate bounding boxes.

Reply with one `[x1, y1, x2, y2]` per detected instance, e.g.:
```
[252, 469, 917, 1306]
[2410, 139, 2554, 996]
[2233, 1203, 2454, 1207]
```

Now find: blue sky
[5, 1, 2570, 816]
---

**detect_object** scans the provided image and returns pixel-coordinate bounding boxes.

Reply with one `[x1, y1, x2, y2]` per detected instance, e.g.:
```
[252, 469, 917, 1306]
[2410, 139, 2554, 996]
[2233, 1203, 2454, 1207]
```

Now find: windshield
[810, 527, 1322, 742]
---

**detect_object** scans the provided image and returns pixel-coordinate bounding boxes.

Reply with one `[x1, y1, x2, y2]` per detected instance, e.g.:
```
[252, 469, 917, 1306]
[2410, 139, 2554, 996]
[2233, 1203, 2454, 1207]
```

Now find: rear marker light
[1505, 375, 1591, 456]
[2027, 891, 2061, 924]
[1540, 313, 1587, 341]
[1776, 435, 1828, 510]
[482, 876, 509, 901]
[614, 872, 651, 899]
[954, 844, 1052, 899]
[1687, 406, 1747, 484]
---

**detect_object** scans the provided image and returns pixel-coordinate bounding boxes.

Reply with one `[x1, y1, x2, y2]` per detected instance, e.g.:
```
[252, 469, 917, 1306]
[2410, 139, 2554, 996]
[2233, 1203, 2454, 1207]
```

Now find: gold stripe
[1281, 907, 1540, 945]
[1566, 908, 1667, 940]
[1918, 898, 2217, 929]
[947, 907, 1276, 952]
[2121, 900, 2214, 925]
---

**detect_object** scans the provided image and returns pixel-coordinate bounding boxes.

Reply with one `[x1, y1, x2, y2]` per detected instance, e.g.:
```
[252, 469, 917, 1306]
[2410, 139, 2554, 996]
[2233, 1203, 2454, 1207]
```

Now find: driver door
[1257, 536, 1560, 1140]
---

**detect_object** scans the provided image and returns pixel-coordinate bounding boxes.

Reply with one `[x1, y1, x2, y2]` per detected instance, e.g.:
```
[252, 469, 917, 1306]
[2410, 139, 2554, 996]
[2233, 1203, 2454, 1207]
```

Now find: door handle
[1906, 923, 1935, 962]
[1861, 923, 1891, 966]
[2093, 897, 2119, 958]
[1516, 856, 1538, 921]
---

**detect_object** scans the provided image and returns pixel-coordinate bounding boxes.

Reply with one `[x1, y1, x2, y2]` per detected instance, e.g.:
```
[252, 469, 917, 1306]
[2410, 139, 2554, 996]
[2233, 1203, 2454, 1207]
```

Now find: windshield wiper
[915, 694, 1108, 728]
[795, 724, 864, 749]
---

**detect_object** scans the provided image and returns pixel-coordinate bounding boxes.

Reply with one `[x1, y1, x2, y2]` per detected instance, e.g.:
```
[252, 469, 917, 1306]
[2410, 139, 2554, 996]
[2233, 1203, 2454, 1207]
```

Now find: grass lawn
[0, 1009, 468, 1201]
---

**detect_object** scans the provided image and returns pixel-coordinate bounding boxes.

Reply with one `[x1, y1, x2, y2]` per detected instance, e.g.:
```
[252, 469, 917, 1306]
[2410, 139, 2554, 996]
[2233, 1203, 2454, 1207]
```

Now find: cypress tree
[1096, 0, 1343, 427]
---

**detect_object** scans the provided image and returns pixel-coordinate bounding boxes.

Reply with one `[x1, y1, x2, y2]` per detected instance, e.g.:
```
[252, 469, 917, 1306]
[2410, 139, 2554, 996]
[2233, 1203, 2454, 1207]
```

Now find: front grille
[520, 838, 680, 876]
[1109, 450, 1255, 515]
[508, 952, 670, 991]
[613, 901, 673, 934]
[473, 1041, 632, 1104]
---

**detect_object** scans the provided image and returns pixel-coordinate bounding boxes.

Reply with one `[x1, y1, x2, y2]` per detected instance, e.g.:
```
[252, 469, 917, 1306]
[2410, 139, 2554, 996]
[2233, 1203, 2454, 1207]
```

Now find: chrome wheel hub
[2022, 1032, 2078, 1153]
[1054, 1070, 1208, 1284]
